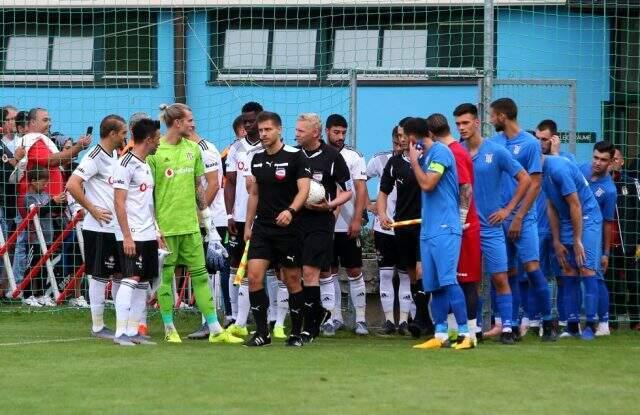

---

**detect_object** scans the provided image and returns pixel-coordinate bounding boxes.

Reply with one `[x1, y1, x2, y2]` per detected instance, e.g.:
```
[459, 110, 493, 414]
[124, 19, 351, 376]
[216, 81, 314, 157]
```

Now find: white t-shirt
[197, 139, 227, 227]
[335, 145, 367, 233]
[112, 151, 155, 241]
[366, 151, 396, 236]
[72, 144, 119, 233]
[225, 137, 262, 222]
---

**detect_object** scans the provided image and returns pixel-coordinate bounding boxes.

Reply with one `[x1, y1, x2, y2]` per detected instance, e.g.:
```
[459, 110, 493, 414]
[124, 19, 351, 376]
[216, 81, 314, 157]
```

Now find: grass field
[1, 307, 638, 415]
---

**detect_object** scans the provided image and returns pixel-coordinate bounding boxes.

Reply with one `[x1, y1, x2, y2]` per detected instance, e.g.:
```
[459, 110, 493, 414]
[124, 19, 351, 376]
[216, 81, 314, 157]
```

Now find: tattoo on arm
[196, 182, 207, 210]
[459, 183, 472, 211]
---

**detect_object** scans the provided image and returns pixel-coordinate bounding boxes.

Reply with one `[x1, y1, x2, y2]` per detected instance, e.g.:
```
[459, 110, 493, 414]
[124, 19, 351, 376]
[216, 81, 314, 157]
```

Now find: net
[0, 0, 638, 329]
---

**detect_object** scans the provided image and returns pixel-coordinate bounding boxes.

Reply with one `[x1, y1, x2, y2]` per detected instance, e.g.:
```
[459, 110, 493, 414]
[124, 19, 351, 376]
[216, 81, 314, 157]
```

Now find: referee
[243, 111, 311, 347]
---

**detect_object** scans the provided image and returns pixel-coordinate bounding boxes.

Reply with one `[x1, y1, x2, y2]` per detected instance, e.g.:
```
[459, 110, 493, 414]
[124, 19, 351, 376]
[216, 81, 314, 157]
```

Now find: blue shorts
[420, 233, 461, 292]
[504, 216, 540, 269]
[480, 225, 508, 275]
[539, 233, 560, 278]
[565, 223, 602, 273]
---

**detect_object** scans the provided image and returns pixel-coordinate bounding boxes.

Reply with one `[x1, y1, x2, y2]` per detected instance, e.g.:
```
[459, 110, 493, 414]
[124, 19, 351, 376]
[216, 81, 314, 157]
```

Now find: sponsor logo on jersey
[485, 153, 493, 163]
[513, 145, 521, 155]
[275, 168, 286, 181]
[108, 176, 114, 185]
[237, 161, 245, 171]
[139, 183, 148, 192]
[165, 168, 174, 178]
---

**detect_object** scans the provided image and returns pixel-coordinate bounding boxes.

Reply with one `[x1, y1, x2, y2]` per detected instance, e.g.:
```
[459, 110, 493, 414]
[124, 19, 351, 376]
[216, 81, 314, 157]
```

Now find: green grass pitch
[1, 308, 638, 415]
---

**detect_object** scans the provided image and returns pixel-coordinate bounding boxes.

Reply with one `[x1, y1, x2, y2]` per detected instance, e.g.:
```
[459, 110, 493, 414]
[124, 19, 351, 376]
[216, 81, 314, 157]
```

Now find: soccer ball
[306, 180, 326, 205]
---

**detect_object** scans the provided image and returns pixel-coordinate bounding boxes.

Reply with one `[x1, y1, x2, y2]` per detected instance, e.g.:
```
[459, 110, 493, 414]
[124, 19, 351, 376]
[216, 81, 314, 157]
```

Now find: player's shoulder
[86, 145, 103, 160]
[372, 150, 392, 161]
[228, 139, 245, 153]
[342, 145, 365, 158]
[283, 144, 300, 153]
[119, 151, 141, 168]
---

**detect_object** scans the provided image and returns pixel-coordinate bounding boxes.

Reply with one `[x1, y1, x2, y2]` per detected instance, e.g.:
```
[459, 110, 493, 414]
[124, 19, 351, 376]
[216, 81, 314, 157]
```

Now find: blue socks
[563, 276, 581, 324]
[557, 277, 566, 321]
[430, 289, 449, 333]
[583, 277, 598, 323]
[509, 275, 520, 326]
[597, 279, 609, 322]
[527, 268, 552, 320]
[444, 284, 469, 334]
[495, 293, 513, 330]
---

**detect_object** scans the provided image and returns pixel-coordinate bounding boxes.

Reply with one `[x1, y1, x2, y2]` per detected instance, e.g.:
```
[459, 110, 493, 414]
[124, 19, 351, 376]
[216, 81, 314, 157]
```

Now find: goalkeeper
[150, 103, 242, 344]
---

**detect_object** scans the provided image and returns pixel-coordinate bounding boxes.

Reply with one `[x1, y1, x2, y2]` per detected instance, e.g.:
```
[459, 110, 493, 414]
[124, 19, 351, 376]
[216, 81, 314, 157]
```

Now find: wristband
[227, 214, 233, 220]
[286, 207, 296, 216]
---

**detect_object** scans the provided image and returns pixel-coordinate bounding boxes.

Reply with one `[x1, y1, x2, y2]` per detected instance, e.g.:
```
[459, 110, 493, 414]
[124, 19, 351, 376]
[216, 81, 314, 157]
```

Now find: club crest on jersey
[485, 153, 493, 163]
[513, 145, 521, 155]
[165, 168, 174, 178]
[275, 168, 286, 181]
[594, 187, 604, 198]
[186, 152, 194, 161]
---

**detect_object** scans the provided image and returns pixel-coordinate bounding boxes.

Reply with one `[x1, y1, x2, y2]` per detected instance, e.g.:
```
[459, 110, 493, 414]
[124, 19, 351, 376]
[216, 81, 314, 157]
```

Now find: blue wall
[496, 8, 610, 162]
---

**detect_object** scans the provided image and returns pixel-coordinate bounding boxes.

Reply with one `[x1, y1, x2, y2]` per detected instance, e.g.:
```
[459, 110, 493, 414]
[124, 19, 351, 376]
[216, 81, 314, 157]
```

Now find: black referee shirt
[380, 153, 421, 221]
[250, 144, 311, 227]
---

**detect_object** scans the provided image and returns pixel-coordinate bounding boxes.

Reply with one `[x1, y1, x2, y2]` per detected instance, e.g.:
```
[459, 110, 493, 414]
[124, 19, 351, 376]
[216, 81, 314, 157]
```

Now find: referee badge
[275, 168, 286, 181]
[313, 172, 323, 182]
[1, 154, 7, 163]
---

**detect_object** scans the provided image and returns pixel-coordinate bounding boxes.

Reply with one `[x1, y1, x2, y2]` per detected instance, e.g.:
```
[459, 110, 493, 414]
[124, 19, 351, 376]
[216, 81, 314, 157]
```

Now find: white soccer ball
[306, 180, 326, 205]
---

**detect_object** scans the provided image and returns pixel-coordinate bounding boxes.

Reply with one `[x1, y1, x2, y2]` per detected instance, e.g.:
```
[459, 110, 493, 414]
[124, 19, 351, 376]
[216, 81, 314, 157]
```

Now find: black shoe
[500, 331, 515, 345]
[541, 320, 557, 342]
[223, 318, 236, 329]
[530, 326, 541, 337]
[377, 320, 396, 336]
[300, 331, 314, 344]
[186, 323, 210, 340]
[397, 321, 408, 336]
[285, 335, 304, 347]
[512, 326, 522, 342]
[475, 331, 484, 344]
[244, 332, 272, 347]
[269, 321, 276, 331]
[407, 321, 423, 339]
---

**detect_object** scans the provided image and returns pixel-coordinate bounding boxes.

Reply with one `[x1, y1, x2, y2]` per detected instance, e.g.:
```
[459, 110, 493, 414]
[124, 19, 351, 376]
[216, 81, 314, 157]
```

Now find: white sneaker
[595, 322, 610, 337]
[69, 296, 90, 308]
[23, 295, 43, 307]
[38, 296, 56, 307]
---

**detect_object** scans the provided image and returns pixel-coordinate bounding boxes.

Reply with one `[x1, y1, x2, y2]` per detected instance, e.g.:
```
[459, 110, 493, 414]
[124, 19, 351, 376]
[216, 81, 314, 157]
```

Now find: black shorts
[228, 222, 246, 268]
[302, 228, 333, 271]
[332, 232, 363, 269]
[82, 229, 120, 279]
[374, 231, 398, 269]
[248, 222, 302, 268]
[395, 225, 420, 271]
[116, 239, 159, 282]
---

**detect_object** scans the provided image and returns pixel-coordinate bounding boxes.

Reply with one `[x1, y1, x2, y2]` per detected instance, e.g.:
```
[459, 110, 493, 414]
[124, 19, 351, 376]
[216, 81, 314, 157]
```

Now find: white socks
[320, 276, 335, 312]
[448, 313, 458, 331]
[111, 280, 121, 301]
[332, 274, 343, 323]
[229, 268, 239, 320]
[88, 276, 107, 332]
[276, 281, 289, 326]
[398, 271, 411, 324]
[266, 270, 278, 323]
[236, 279, 250, 327]
[115, 278, 137, 338]
[379, 268, 395, 322]
[126, 281, 148, 337]
[349, 273, 366, 323]
[468, 319, 478, 342]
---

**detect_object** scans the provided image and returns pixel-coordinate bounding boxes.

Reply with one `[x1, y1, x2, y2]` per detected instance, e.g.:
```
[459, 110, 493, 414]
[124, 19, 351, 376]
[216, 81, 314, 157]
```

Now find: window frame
[0, 9, 158, 88]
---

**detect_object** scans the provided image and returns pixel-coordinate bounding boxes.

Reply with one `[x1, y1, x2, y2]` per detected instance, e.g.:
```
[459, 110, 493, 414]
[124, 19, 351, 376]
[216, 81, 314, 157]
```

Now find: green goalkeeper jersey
[148, 137, 204, 236]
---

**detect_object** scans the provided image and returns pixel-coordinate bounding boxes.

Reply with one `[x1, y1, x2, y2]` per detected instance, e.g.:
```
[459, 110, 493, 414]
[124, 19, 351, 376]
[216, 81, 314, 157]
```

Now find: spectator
[609, 148, 640, 330]
[23, 167, 67, 307]
[0, 106, 19, 296]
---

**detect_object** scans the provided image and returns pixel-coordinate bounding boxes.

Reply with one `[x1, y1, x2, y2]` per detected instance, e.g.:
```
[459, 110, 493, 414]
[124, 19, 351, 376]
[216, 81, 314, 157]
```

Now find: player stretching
[151, 103, 242, 344]
[324, 114, 369, 336]
[580, 141, 617, 337]
[67, 115, 127, 339]
[456, 103, 534, 343]
[403, 117, 472, 350]
[366, 128, 407, 335]
[428, 113, 482, 344]
[243, 111, 311, 347]
[225, 102, 264, 338]
[378, 119, 433, 338]
[295, 113, 352, 343]
[543, 155, 603, 340]
[111, 118, 160, 346]
[490, 98, 555, 341]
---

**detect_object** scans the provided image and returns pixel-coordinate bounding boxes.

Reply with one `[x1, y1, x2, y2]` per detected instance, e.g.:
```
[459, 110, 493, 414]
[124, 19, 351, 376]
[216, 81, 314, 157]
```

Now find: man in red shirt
[17, 108, 91, 216]
[426, 113, 482, 343]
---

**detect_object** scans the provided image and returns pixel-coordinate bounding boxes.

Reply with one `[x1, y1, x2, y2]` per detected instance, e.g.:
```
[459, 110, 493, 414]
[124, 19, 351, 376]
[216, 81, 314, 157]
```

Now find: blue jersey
[542, 156, 602, 244]
[535, 190, 551, 236]
[492, 130, 542, 221]
[464, 139, 523, 229]
[580, 163, 617, 221]
[419, 141, 461, 239]
[560, 151, 576, 164]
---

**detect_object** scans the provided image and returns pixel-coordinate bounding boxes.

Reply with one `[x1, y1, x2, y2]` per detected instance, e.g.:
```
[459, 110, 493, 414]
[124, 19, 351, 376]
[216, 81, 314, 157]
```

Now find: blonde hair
[158, 103, 191, 127]
[297, 113, 322, 134]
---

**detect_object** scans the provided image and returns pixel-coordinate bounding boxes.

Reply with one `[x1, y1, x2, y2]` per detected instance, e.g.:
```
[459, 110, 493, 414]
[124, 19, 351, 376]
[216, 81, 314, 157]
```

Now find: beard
[494, 123, 504, 132]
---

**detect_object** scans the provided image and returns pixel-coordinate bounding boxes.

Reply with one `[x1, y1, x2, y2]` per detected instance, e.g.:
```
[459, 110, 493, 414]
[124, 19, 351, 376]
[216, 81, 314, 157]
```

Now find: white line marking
[0, 337, 93, 347]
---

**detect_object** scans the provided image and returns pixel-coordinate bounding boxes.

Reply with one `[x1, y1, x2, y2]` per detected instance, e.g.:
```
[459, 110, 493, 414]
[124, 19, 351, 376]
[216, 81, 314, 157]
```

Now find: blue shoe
[581, 327, 595, 341]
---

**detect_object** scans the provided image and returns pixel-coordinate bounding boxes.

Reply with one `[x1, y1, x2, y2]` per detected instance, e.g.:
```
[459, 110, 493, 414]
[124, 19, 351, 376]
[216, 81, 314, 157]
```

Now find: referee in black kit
[294, 113, 353, 343]
[243, 111, 311, 347]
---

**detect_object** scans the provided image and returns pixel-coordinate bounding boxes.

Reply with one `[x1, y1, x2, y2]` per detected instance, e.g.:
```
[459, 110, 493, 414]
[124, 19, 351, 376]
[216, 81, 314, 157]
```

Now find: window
[333, 30, 379, 70]
[0, 10, 157, 86]
[381, 30, 428, 69]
